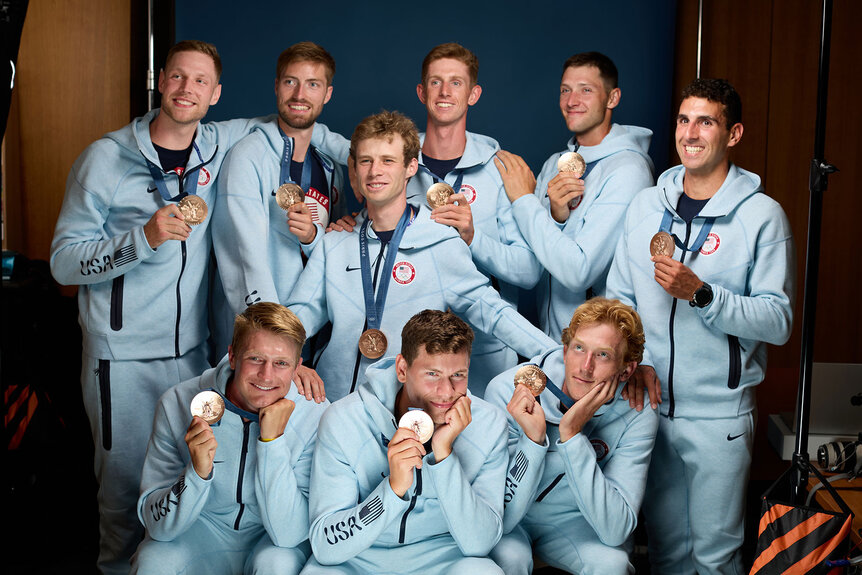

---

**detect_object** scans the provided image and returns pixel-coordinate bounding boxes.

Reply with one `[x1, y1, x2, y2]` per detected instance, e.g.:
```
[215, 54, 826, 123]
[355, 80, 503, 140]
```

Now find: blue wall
[178, 0, 677, 176]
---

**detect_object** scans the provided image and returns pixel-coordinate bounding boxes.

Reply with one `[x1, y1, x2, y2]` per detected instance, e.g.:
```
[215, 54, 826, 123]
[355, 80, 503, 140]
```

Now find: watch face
[694, 283, 713, 307]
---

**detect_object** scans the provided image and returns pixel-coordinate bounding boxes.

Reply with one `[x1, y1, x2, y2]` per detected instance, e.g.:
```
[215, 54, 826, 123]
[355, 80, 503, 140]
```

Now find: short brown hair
[349, 110, 420, 167]
[230, 302, 306, 361]
[561, 297, 644, 364]
[276, 41, 336, 85]
[562, 51, 618, 92]
[421, 43, 479, 86]
[166, 40, 222, 80]
[400, 310, 474, 365]
[681, 78, 742, 129]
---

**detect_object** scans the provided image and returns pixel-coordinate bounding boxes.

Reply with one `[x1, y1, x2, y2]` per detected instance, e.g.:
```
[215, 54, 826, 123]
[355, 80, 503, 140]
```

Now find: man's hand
[185, 416, 217, 479]
[494, 150, 536, 203]
[621, 365, 661, 411]
[652, 255, 703, 300]
[546, 172, 585, 223]
[559, 379, 619, 443]
[431, 193, 474, 245]
[326, 213, 358, 233]
[431, 395, 472, 462]
[293, 364, 326, 403]
[287, 203, 317, 244]
[507, 384, 546, 444]
[258, 397, 296, 441]
[144, 204, 191, 249]
[387, 427, 426, 497]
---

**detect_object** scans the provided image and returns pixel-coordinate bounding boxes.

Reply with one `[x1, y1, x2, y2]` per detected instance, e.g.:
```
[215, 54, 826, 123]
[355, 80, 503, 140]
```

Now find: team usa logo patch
[590, 439, 609, 461]
[198, 168, 211, 186]
[700, 232, 720, 255]
[392, 261, 415, 285]
[459, 184, 477, 204]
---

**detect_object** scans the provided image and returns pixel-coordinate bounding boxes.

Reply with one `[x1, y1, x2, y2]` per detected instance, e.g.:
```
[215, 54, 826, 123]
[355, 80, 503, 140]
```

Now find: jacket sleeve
[310, 122, 350, 166]
[558, 410, 658, 547]
[254, 427, 315, 548]
[424, 420, 508, 555]
[50, 145, 157, 286]
[512, 160, 652, 292]
[697, 202, 795, 345]
[137, 400, 211, 541]
[468, 178, 542, 289]
[212, 141, 280, 314]
[307, 414, 409, 564]
[285, 236, 330, 338]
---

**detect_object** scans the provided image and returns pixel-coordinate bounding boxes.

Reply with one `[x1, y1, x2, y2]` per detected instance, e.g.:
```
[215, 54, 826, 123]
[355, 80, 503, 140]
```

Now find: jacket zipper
[98, 359, 112, 450]
[174, 241, 187, 358]
[233, 420, 252, 530]
[110, 276, 124, 331]
[398, 468, 423, 543]
[727, 335, 742, 389]
[667, 221, 693, 419]
[535, 473, 565, 502]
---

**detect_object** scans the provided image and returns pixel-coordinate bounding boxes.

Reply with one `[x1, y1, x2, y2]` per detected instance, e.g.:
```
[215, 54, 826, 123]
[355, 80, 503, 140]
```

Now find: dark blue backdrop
[178, 0, 678, 176]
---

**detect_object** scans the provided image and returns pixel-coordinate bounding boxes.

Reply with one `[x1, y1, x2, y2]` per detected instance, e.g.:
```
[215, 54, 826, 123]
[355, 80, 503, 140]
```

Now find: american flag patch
[509, 450, 528, 482]
[113, 245, 137, 267]
[358, 496, 383, 526]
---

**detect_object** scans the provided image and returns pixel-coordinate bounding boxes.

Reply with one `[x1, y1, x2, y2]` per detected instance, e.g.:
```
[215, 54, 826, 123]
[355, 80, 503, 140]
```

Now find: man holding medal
[50, 40, 266, 575]
[493, 52, 654, 340]
[606, 78, 794, 573]
[133, 302, 327, 575]
[484, 297, 657, 574]
[212, 42, 345, 366]
[286, 111, 556, 401]
[302, 310, 508, 574]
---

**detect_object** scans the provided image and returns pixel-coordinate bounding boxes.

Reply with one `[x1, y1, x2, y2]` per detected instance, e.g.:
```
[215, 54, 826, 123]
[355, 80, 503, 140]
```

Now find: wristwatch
[690, 282, 713, 308]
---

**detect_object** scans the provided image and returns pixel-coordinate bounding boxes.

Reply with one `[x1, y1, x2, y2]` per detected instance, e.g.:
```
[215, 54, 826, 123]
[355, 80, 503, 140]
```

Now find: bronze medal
[178, 195, 208, 226]
[514, 364, 547, 397]
[650, 231, 675, 257]
[190, 390, 225, 425]
[426, 182, 455, 209]
[398, 409, 434, 443]
[276, 183, 305, 211]
[358, 328, 388, 359]
[557, 151, 586, 178]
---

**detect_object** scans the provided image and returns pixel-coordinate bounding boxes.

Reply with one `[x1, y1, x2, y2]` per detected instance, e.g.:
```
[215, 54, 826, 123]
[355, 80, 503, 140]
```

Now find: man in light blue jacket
[606, 78, 795, 574]
[495, 52, 654, 339]
[212, 42, 345, 364]
[286, 111, 556, 401]
[133, 302, 327, 575]
[49, 40, 264, 575]
[303, 309, 507, 574]
[486, 298, 657, 574]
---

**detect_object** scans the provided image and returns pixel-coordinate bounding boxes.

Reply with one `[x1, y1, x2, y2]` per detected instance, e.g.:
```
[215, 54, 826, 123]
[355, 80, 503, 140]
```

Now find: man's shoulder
[317, 392, 368, 437]
[464, 395, 509, 443]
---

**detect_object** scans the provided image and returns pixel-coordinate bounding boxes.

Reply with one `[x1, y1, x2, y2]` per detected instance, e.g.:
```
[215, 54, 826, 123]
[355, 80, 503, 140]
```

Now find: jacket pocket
[727, 335, 741, 389]
[98, 359, 112, 450]
[110, 276, 124, 331]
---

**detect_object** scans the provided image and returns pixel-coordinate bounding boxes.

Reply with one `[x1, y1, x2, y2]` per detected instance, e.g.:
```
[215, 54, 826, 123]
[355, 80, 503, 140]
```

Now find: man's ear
[228, 345, 236, 370]
[416, 82, 427, 105]
[468, 83, 482, 106]
[727, 122, 744, 149]
[607, 87, 621, 110]
[396, 354, 409, 384]
[620, 361, 638, 382]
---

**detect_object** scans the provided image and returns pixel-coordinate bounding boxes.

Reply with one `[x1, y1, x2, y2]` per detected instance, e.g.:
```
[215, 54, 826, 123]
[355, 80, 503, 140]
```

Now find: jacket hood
[418, 131, 501, 169]
[197, 354, 233, 395]
[567, 124, 654, 171]
[657, 163, 763, 218]
[365, 204, 461, 251]
[357, 356, 402, 434]
[253, 117, 337, 173]
[120, 109, 220, 169]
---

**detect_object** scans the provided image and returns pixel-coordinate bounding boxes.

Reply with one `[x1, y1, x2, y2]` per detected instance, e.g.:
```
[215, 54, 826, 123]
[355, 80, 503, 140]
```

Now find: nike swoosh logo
[346, 265, 360, 272]
[726, 433, 745, 441]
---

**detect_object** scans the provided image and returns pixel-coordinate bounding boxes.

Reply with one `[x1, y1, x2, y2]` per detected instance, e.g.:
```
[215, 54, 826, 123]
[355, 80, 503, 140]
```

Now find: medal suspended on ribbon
[398, 409, 434, 443]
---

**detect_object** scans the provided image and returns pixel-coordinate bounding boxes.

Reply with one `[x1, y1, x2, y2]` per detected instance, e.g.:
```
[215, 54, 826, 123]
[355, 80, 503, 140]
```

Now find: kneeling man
[486, 298, 657, 575]
[133, 302, 328, 575]
[303, 310, 508, 574]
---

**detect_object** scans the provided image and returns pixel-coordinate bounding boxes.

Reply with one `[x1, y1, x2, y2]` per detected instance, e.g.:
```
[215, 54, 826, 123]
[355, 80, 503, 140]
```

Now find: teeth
[437, 103, 453, 108]
[176, 99, 193, 106]
[685, 146, 704, 153]
[253, 383, 275, 391]
[290, 105, 309, 111]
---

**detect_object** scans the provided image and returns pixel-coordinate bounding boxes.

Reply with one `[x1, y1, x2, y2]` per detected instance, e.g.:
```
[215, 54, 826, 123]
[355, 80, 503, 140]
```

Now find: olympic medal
[276, 183, 305, 211]
[398, 409, 434, 443]
[514, 364, 547, 396]
[358, 328, 388, 359]
[190, 391, 225, 425]
[178, 195, 208, 226]
[426, 182, 455, 209]
[557, 151, 586, 178]
[650, 231, 675, 257]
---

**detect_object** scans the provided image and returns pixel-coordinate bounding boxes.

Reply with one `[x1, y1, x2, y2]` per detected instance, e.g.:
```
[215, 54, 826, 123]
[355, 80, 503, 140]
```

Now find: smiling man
[606, 78, 794, 573]
[302, 310, 508, 574]
[50, 40, 268, 574]
[212, 42, 345, 365]
[484, 298, 657, 574]
[133, 302, 327, 575]
[286, 111, 556, 401]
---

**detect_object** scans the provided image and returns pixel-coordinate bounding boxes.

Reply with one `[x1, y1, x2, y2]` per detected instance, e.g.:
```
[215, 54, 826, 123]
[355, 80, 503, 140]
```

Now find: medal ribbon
[659, 208, 716, 253]
[359, 204, 414, 331]
[278, 128, 312, 192]
[418, 164, 464, 202]
[524, 351, 574, 409]
[145, 143, 205, 201]
[209, 388, 260, 423]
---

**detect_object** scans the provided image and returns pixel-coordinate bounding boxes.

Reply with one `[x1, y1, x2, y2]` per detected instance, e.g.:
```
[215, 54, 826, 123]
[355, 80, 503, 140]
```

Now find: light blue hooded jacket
[513, 125, 654, 338]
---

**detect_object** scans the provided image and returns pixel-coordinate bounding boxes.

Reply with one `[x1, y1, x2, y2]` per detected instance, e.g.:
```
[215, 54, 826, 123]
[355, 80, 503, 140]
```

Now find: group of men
[50, 37, 794, 575]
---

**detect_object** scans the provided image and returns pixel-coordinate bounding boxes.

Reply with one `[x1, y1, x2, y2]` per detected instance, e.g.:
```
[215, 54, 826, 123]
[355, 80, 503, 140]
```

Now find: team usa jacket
[307, 357, 508, 569]
[484, 348, 658, 547]
[213, 118, 346, 317]
[513, 124, 654, 338]
[137, 355, 328, 546]
[50, 109, 259, 360]
[606, 164, 794, 419]
[286, 205, 557, 401]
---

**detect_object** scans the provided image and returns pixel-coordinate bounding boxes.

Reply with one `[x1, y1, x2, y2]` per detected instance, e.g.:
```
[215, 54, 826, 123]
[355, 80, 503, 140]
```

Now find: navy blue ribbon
[523, 352, 574, 409]
[145, 143, 205, 202]
[659, 208, 716, 253]
[418, 164, 464, 203]
[209, 388, 260, 423]
[278, 129, 312, 192]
